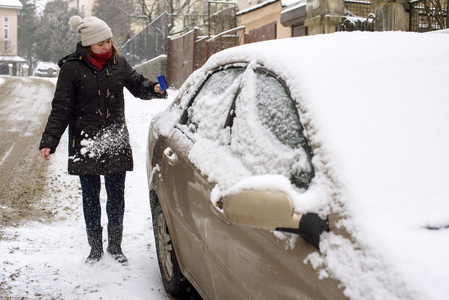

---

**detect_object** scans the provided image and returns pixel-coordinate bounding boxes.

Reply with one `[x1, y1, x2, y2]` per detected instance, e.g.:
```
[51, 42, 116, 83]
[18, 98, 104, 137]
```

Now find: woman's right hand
[41, 148, 51, 160]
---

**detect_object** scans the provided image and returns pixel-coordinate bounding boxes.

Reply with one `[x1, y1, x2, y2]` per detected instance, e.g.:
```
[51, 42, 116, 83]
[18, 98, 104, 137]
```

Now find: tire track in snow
[0, 76, 56, 227]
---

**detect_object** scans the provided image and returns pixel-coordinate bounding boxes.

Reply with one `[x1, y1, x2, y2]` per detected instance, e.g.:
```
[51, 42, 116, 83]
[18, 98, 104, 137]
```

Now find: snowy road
[0, 76, 55, 226]
[0, 76, 174, 299]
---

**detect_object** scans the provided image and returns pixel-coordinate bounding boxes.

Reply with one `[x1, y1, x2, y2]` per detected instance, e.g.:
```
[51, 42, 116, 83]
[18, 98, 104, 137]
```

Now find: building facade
[236, 0, 307, 41]
[0, 0, 25, 75]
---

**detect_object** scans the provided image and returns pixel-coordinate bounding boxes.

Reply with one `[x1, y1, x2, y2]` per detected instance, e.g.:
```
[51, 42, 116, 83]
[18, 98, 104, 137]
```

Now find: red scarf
[88, 48, 113, 71]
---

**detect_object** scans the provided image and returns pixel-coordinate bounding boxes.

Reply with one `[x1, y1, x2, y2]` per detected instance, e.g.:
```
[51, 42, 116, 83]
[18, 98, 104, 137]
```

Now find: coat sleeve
[39, 64, 77, 153]
[122, 57, 167, 100]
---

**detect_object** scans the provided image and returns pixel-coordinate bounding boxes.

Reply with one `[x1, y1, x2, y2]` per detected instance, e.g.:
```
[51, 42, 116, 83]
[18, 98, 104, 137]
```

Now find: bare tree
[18, 0, 39, 68]
[34, 0, 80, 63]
[92, 0, 135, 46]
[134, 0, 207, 36]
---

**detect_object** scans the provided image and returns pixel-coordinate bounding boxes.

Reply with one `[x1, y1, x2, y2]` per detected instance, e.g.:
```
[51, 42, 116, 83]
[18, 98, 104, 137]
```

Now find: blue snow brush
[157, 75, 168, 91]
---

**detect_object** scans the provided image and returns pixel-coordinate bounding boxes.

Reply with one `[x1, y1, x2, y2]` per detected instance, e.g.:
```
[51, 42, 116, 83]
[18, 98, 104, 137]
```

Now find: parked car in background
[147, 32, 449, 300]
[33, 62, 60, 77]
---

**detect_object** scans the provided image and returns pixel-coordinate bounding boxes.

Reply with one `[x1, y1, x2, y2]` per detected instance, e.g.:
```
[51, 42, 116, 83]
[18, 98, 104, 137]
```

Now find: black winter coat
[40, 43, 165, 175]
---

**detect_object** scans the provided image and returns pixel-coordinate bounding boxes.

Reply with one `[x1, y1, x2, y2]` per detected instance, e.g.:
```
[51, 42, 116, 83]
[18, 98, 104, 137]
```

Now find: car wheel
[153, 201, 193, 298]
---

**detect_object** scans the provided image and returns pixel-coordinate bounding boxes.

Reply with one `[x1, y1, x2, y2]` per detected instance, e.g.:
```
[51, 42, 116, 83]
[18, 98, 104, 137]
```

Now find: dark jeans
[79, 173, 126, 229]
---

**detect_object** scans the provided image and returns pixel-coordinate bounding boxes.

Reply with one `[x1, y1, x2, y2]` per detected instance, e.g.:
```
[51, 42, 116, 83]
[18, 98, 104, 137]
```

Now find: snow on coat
[40, 43, 166, 175]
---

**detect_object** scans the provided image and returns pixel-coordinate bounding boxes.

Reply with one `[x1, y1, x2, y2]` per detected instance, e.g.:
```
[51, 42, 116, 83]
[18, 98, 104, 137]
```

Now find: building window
[4, 17, 9, 51]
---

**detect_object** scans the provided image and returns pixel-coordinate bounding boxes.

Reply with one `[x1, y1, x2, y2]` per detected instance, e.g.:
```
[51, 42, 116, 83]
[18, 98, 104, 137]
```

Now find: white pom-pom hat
[69, 15, 113, 46]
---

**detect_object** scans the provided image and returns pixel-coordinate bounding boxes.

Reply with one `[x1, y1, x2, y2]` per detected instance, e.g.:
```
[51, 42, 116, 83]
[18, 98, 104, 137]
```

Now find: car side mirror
[222, 190, 329, 249]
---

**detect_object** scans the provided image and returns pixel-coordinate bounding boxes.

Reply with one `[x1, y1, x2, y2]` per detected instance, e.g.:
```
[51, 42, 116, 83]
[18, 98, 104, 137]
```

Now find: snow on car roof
[160, 31, 449, 299]
[36, 62, 60, 68]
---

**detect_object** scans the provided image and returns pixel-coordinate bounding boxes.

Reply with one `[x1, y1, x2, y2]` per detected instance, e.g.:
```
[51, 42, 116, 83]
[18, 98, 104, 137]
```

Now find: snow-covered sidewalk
[0, 86, 174, 299]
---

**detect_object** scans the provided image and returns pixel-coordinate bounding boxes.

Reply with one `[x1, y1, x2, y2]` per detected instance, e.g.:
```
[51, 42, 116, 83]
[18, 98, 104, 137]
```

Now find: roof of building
[0, 55, 27, 63]
[0, 0, 23, 9]
[237, 0, 279, 16]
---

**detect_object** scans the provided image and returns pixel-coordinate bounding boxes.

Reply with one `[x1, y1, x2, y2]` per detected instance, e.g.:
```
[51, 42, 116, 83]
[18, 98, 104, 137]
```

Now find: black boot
[86, 227, 103, 262]
[107, 225, 128, 264]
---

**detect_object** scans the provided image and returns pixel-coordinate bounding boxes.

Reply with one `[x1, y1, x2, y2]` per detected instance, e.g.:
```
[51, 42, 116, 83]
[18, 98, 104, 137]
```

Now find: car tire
[152, 200, 193, 298]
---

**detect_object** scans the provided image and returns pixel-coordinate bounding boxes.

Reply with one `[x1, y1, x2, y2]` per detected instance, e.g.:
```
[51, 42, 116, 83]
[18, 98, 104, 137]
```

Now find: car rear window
[254, 69, 308, 150]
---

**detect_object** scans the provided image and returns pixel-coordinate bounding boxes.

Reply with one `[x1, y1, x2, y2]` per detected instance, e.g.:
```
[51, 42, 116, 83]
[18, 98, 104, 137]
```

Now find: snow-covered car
[146, 32, 449, 300]
[33, 61, 60, 77]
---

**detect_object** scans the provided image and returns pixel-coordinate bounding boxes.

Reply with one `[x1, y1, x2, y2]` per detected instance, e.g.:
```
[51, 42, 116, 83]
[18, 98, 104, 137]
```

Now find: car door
[199, 66, 327, 299]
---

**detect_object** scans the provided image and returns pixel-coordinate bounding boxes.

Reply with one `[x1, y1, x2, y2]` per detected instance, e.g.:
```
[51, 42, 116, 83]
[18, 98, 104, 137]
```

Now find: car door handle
[163, 147, 178, 166]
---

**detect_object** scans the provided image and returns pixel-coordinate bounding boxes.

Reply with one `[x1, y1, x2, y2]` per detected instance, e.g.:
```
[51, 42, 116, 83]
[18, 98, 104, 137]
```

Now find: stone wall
[373, 0, 410, 31]
[305, 0, 345, 35]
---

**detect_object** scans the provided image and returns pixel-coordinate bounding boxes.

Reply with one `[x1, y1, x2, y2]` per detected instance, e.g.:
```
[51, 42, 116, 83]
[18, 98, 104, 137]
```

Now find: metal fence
[120, 12, 168, 67]
[340, 0, 448, 32]
[167, 26, 246, 89]
[193, 26, 245, 71]
[206, 26, 245, 58]
[410, 0, 448, 32]
[345, 0, 374, 18]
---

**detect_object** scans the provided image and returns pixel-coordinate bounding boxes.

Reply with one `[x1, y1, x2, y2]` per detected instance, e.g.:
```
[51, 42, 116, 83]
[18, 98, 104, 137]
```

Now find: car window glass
[184, 67, 244, 140]
[231, 68, 313, 189]
[254, 70, 309, 150]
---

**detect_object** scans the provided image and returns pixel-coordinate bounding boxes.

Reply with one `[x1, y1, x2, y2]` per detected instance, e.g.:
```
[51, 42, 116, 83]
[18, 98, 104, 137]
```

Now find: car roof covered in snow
[163, 31, 449, 299]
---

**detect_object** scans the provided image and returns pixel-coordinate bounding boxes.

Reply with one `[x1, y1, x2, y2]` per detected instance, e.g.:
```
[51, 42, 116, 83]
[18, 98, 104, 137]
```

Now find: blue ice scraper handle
[157, 75, 168, 91]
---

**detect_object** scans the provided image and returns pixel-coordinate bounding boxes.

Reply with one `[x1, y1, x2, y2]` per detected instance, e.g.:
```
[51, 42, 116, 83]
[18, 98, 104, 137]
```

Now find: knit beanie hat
[69, 15, 113, 46]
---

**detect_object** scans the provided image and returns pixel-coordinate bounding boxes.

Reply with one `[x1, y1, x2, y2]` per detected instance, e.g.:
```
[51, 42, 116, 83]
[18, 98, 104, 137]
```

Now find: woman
[39, 15, 166, 264]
